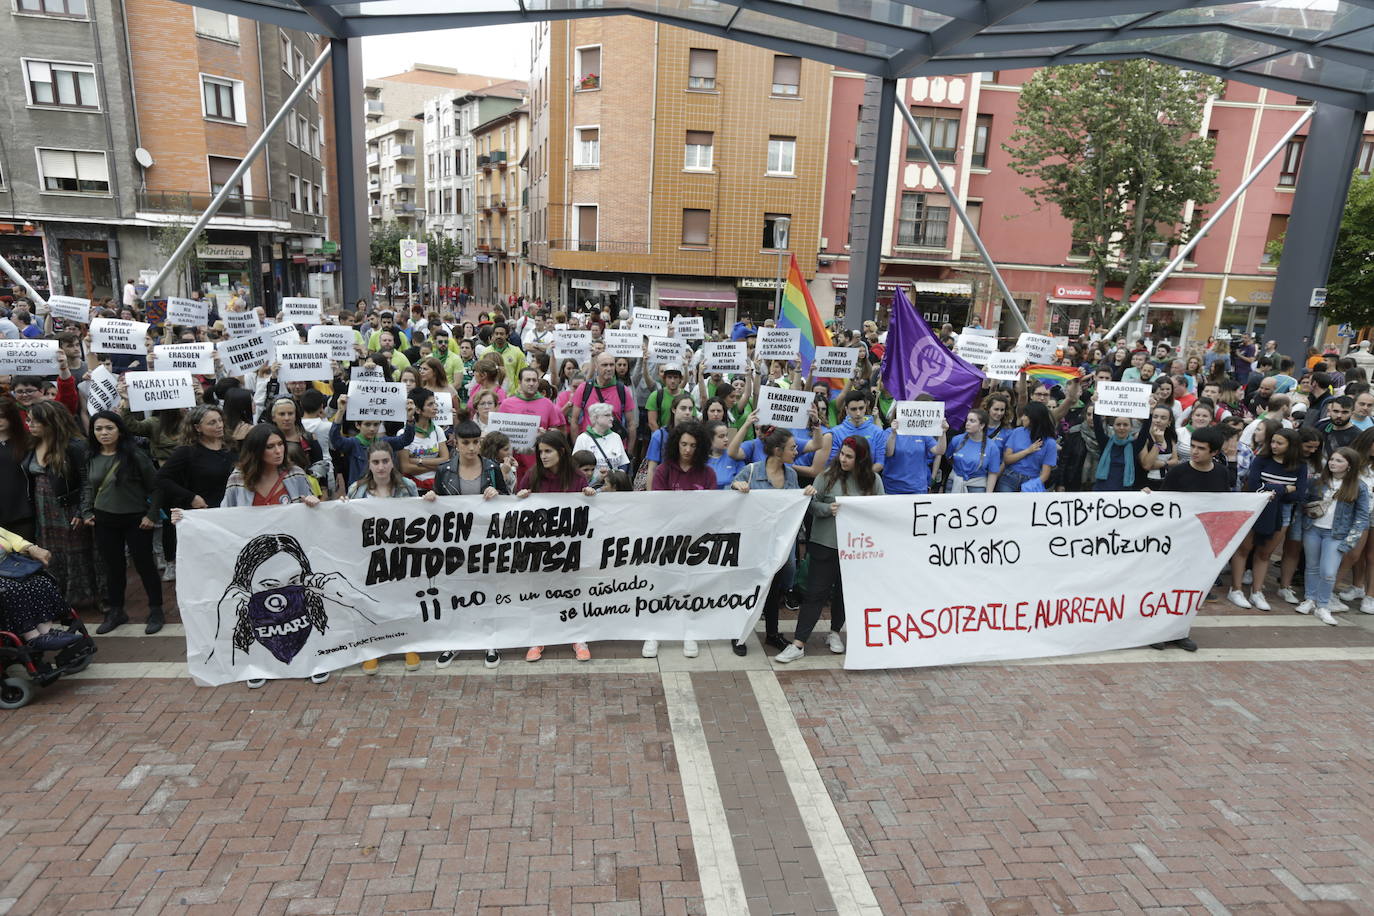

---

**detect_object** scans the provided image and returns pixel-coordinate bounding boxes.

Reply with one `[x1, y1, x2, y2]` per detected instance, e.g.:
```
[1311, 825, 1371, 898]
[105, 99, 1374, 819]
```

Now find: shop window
[688, 49, 716, 90]
[767, 136, 795, 176]
[1278, 137, 1304, 187]
[24, 60, 99, 110]
[897, 192, 949, 248]
[576, 46, 601, 91]
[682, 209, 710, 247]
[684, 131, 713, 171]
[906, 109, 960, 164]
[771, 55, 800, 96]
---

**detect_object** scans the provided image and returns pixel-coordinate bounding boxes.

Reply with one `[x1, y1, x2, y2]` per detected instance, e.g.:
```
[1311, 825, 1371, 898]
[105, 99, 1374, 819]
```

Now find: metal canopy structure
[182, 0, 1374, 109]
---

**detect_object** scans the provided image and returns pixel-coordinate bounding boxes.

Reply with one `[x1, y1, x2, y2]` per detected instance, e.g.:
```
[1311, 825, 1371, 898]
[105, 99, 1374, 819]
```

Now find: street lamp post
[771, 216, 791, 319]
[1139, 239, 1168, 341]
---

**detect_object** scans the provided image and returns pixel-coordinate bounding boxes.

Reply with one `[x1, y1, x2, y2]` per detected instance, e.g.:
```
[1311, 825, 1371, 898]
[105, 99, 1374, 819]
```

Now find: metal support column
[1268, 103, 1367, 358]
[331, 37, 371, 310]
[0, 252, 47, 307]
[845, 76, 897, 331]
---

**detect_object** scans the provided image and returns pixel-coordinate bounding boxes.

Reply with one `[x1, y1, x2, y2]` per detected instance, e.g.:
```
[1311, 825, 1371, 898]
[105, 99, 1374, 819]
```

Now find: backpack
[580, 382, 630, 438]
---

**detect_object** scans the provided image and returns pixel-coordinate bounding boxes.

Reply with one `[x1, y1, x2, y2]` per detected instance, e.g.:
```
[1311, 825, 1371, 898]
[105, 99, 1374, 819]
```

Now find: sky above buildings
[361, 24, 533, 81]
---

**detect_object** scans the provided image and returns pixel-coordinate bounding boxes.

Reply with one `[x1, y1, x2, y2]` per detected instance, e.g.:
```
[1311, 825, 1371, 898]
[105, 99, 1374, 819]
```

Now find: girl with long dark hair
[996, 401, 1058, 492]
[24, 401, 100, 608]
[1136, 405, 1180, 488]
[946, 408, 1000, 493]
[1299, 446, 1370, 625]
[1229, 428, 1306, 611]
[0, 395, 35, 542]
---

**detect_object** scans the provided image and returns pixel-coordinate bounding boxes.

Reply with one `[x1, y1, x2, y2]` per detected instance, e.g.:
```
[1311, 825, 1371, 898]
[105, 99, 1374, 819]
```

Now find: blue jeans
[1302, 526, 1344, 608]
[996, 470, 1032, 493]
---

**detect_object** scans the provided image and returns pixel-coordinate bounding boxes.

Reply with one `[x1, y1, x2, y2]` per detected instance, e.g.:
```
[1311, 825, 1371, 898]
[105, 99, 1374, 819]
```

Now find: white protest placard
[153, 342, 214, 374]
[813, 346, 858, 379]
[225, 310, 261, 338]
[834, 491, 1266, 671]
[0, 339, 58, 374]
[433, 391, 455, 427]
[280, 297, 323, 326]
[86, 365, 119, 415]
[263, 321, 302, 357]
[125, 370, 196, 411]
[216, 329, 272, 375]
[1095, 381, 1152, 420]
[986, 350, 1027, 381]
[961, 326, 997, 338]
[166, 297, 208, 327]
[350, 365, 384, 383]
[90, 318, 149, 356]
[893, 400, 945, 436]
[955, 333, 995, 366]
[673, 316, 705, 340]
[603, 329, 642, 359]
[346, 381, 407, 423]
[47, 295, 91, 324]
[757, 327, 801, 362]
[308, 325, 355, 363]
[1015, 332, 1057, 363]
[632, 307, 670, 338]
[648, 336, 689, 366]
[487, 411, 539, 450]
[554, 330, 592, 366]
[757, 386, 812, 428]
[704, 341, 748, 373]
[276, 345, 333, 384]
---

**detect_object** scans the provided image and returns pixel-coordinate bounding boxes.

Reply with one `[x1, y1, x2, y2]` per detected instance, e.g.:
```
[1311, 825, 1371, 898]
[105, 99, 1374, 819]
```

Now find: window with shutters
[688, 49, 717, 90]
[575, 126, 600, 168]
[576, 46, 601, 90]
[36, 148, 109, 194]
[208, 156, 244, 214]
[575, 205, 598, 251]
[771, 55, 801, 96]
[194, 8, 238, 42]
[684, 131, 713, 171]
[23, 59, 99, 110]
[682, 209, 710, 248]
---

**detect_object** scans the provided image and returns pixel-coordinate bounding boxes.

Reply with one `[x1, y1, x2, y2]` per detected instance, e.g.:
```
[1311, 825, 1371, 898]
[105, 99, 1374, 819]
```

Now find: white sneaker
[161, 562, 176, 582]
[309, 672, 331, 684]
[1338, 585, 1365, 601]
[682, 640, 699, 658]
[774, 643, 805, 664]
[826, 632, 845, 654]
[1295, 599, 1315, 615]
[1250, 592, 1271, 612]
[1242, 569, 1253, 585]
[1227, 589, 1252, 609]
[641, 639, 659, 658]
[1278, 587, 1300, 605]
[1362, 596, 1374, 615]
[246, 678, 266, 689]
[1315, 607, 1338, 626]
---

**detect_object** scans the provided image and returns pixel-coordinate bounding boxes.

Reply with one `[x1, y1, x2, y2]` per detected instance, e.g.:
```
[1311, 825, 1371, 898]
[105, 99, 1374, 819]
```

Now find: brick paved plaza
[2, 589, 1373, 915]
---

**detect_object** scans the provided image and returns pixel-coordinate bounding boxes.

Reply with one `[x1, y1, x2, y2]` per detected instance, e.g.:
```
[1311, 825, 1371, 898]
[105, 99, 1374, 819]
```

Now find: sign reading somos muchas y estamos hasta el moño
[176, 491, 809, 684]
[833, 491, 1266, 670]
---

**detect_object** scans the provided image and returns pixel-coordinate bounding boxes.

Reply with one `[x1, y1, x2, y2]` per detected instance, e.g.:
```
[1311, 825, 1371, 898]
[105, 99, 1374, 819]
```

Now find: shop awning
[1053, 286, 1201, 307]
[657, 288, 737, 309]
[830, 279, 905, 291]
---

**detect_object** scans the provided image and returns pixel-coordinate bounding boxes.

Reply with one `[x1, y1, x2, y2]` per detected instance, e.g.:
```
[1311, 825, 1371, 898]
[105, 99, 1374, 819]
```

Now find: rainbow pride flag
[777, 252, 832, 378]
[1023, 364, 1082, 388]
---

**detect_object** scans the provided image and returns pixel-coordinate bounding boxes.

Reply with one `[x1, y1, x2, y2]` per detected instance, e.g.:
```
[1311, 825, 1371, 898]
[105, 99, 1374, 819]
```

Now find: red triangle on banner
[1196, 511, 1255, 556]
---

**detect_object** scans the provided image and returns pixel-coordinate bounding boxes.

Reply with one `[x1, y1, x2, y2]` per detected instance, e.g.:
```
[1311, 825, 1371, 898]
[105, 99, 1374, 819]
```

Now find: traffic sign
[1310, 286, 1328, 309]
[400, 238, 418, 273]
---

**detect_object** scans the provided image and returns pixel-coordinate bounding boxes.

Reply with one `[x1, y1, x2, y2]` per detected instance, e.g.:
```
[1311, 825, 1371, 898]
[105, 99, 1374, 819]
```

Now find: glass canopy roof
[183, 0, 1374, 108]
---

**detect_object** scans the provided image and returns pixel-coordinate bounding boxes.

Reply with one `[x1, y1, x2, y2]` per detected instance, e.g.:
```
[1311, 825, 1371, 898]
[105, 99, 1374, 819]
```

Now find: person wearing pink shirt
[498, 367, 567, 477]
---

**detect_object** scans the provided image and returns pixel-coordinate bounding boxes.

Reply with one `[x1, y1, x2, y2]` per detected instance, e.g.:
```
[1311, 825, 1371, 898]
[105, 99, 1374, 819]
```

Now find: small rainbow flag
[777, 252, 832, 379]
[1023, 364, 1082, 388]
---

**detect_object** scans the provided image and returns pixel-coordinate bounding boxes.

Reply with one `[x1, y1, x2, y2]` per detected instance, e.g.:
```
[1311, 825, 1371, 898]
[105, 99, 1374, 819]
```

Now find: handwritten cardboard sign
[90, 318, 149, 355]
[487, 411, 539, 450]
[813, 346, 858, 379]
[757, 327, 801, 362]
[349, 365, 384, 382]
[632, 307, 670, 338]
[346, 381, 407, 423]
[86, 365, 119, 414]
[1095, 381, 1151, 420]
[153, 342, 214, 374]
[1015, 332, 1057, 363]
[0, 339, 58, 374]
[276, 345, 333, 384]
[955, 333, 995, 366]
[126, 370, 197, 411]
[648, 336, 689, 366]
[263, 321, 302, 358]
[225, 310, 261, 338]
[216, 328, 272, 375]
[894, 400, 944, 436]
[704, 341, 748, 373]
[166, 297, 208, 327]
[279, 297, 323, 326]
[673, 316, 705, 340]
[985, 350, 1026, 381]
[758, 386, 812, 428]
[433, 391, 455, 427]
[554, 330, 592, 366]
[603, 329, 642, 358]
[48, 295, 92, 324]
[307, 325, 355, 363]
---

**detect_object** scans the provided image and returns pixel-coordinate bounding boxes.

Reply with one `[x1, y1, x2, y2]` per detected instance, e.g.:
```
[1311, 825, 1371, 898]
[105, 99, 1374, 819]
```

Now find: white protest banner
[47, 295, 91, 324]
[554, 330, 592, 366]
[1015, 332, 1057, 363]
[263, 321, 302, 358]
[1095, 381, 1152, 420]
[346, 381, 407, 423]
[349, 365, 384, 382]
[86, 365, 119, 415]
[985, 350, 1026, 381]
[487, 411, 539, 450]
[632, 307, 670, 337]
[307, 324, 355, 363]
[166, 297, 208, 327]
[90, 318, 149, 356]
[835, 491, 1266, 671]
[704, 341, 748, 373]
[648, 336, 689, 366]
[813, 346, 858, 379]
[216, 329, 272, 375]
[153, 342, 214, 374]
[603, 329, 642, 359]
[276, 345, 333, 384]
[673, 316, 705, 340]
[893, 400, 945, 436]
[433, 391, 455, 427]
[954, 333, 995, 366]
[225, 310, 261, 338]
[280, 297, 323, 326]
[961, 326, 997, 338]
[757, 386, 812, 428]
[0, 339, 58, 374]
[178, 491, 809, 684]
[757, 327, 801, 362]
[125, 370, 196, 411]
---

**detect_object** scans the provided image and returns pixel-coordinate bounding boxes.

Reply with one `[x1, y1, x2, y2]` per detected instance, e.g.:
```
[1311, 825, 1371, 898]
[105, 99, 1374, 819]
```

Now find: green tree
[1267, 174, 1374, 328]
[1003, 61, 1223, 325]
[368, 221, 405, 276]
[423, 232, 462, 287]
[150, 220, 209, 298]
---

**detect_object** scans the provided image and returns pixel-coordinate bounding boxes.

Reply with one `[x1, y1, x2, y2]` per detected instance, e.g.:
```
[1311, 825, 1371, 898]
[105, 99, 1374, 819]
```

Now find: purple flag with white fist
[880, 288, 985, 425]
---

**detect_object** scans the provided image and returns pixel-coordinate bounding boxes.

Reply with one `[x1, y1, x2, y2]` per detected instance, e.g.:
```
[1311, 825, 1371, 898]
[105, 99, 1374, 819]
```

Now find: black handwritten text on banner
[812, 346, 858, 379]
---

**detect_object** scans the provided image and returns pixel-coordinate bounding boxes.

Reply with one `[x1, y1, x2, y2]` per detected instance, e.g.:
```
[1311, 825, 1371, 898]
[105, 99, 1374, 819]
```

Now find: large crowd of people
[2, 290, 1371, 683]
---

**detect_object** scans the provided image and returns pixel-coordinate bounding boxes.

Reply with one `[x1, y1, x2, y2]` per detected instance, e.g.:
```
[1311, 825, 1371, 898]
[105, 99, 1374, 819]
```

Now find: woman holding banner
[996, 402, 1058, 493]
[157, 405, 237, 574]
[642, 393, 698, 491]
[775, 436, 884, 664]
[399, 388, 448, 491]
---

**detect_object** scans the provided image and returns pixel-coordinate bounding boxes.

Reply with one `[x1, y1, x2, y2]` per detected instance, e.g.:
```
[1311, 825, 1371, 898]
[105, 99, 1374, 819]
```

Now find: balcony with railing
[547, 238, 650, 254]
[137, 189, 287, 222]
[476, 238, 494, 251]
[366, 151, 380, 167]
[477, 154, 492, 171]
[490, 150, 508, 168]
[366, 100, 384, 115]
[369, 204, 382, 219]
[394, 144, 416, 159]
[395, 173, 416, 187]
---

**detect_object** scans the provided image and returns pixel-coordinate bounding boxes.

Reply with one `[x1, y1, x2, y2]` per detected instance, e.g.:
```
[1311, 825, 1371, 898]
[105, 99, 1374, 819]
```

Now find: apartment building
[526, 19, 827, 323]
[472, 105, 529, 304]
[366, 119, 422, 227]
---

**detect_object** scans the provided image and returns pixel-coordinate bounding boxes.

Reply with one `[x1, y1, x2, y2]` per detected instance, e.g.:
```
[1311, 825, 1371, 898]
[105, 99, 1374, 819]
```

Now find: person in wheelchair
[0, 527, 82, 651]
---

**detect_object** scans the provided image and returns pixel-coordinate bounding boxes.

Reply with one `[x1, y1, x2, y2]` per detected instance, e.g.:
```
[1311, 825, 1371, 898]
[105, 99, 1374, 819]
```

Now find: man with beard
[1317, 395, 1360, 455]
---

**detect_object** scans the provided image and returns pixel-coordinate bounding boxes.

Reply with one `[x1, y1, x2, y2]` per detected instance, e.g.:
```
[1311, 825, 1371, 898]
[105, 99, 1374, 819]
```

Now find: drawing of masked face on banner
[214, 534, 378, 665]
